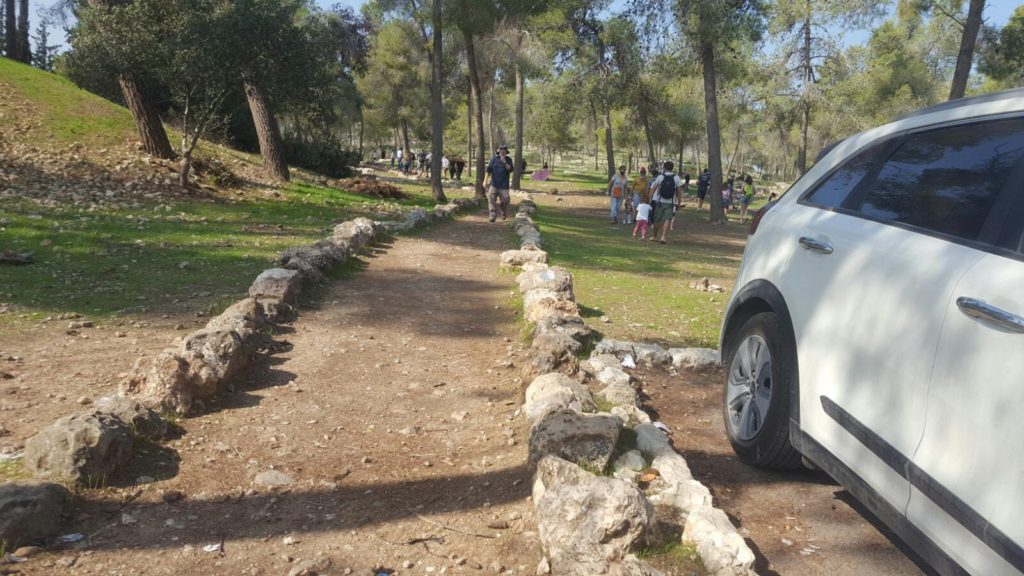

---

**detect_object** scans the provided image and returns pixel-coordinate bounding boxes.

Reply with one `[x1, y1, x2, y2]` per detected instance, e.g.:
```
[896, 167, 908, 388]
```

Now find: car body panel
[907, 253, 1024, 575]
[778, 200, 983, 514]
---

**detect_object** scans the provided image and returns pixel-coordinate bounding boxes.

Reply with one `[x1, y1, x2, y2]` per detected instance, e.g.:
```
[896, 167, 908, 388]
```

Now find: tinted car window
[859, 118, 1024, 242]
[804, 142, 889, 209]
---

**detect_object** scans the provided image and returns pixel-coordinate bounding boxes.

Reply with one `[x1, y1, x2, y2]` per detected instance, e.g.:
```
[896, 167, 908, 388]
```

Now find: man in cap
[485, 145, 514, 222]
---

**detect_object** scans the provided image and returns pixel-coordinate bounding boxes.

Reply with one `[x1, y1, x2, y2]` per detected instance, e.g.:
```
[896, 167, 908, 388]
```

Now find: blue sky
[29, 0, 1023, 56]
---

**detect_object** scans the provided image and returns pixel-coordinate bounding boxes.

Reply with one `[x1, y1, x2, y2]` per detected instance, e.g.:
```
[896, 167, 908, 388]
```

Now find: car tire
[723, 311, 802, 470]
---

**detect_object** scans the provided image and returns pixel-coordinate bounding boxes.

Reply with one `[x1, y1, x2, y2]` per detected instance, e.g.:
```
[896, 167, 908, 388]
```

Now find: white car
[720, 88, 1024, 576]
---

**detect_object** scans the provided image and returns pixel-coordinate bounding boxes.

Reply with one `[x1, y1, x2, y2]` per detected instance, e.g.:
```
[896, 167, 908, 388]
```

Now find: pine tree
[4, 0, 15, 60]
[15, 0, 29, 64]
[31, 18, 57, 71]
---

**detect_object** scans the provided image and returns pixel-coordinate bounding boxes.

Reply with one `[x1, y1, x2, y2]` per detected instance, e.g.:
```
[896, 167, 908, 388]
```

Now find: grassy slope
[525, 165, 757, 349]
[0, 59, 448, 323]
[1, 57, 133, 147]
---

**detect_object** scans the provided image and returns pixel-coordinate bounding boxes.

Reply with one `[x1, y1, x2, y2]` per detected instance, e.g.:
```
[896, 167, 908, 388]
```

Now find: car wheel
[723, 311, 802, 470]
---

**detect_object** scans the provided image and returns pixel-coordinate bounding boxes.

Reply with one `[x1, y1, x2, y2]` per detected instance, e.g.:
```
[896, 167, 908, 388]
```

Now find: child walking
[633, 199, 652, 240]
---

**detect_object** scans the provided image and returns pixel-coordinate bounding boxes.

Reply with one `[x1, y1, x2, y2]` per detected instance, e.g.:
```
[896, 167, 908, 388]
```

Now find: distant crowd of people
[387, 148, 467, 180]
[608, 163, 770, 243]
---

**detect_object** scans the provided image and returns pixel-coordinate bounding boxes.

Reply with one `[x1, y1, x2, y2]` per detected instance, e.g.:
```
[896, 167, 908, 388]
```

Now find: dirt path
[19, 210, 542, 575]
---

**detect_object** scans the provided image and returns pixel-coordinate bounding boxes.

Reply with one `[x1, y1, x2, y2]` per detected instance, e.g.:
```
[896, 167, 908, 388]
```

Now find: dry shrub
[338, 177, 408, 200]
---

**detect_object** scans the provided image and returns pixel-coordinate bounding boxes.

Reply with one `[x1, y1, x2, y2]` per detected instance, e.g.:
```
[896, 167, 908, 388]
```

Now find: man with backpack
[647, 161, 684, 244]
[696, 168, 710, 210]
[485, 145, 514, 222]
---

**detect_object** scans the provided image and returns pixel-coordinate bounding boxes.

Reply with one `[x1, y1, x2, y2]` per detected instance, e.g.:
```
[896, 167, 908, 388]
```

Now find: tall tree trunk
[949, 0, 985, 100]
[695, 140, 702, 172]
[642, 110, 655, 168]
[512, 62, 524, 190]
[358, 120, 364, 161]
[88, 0, 172, 161]
[3, 0, 14, 59]
[603, 100, 614, 179]
[464, 30, 486, 197]
[678, 139, 684, 171]
[119, 75, 175, 159]
[486, 88, 494, 157]
[725, 124, 741, 175]
[244, 80, 290, 181]
[701, 42, 725, 224]
[467, 79, 473, 177]
[15, 0, 27, 63]
[796, 6, 812, 175]
[429, 0, 446, 202]
[401, 119, 411, 157]
[591, 105, 599, 171]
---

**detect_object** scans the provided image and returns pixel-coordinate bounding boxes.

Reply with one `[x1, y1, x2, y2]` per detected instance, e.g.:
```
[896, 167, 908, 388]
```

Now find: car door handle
[956, 297, 1024, 334]
[798, 237, 834, 254]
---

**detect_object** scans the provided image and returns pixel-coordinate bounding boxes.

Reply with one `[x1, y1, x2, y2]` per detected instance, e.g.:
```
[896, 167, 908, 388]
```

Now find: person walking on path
[647, 161, 683, 244]
[629, 167, 649, 225]
[607, 165, 629, 224]
[696, 168, 709, 210]
[739, 174, 755, 222]
[485, 145, 514, 222]
[633, 198, 652, 240]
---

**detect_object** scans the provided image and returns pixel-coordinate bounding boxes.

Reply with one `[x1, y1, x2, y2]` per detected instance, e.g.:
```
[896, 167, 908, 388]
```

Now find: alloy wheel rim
[727, 335, 773, 441]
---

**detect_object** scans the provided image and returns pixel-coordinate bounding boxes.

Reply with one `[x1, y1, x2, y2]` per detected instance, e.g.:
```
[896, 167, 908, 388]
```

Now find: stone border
[501, 193, 754, 576]
[4, 197, 482, 550]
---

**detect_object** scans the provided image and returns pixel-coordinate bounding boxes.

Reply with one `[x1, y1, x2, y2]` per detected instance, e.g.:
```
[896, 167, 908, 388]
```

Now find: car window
[858, 118, 1024, 242]
[803, 142, 890, 209]
[996, 182, 1024, 254]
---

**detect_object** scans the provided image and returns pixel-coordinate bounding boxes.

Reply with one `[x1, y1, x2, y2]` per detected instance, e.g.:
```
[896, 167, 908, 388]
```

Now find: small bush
[337, 177, 408, 199]
[285, 136, 360, 179]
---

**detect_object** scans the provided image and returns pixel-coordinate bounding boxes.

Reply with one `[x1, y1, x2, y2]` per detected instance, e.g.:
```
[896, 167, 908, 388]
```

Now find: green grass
[637, 540, 705, 574]
[1, 58, 133, 147]
[0, 458, 29, 482]
[594, 395, 616, 413]
[0, 181, 447, 323]
[533, 198, 750, 348]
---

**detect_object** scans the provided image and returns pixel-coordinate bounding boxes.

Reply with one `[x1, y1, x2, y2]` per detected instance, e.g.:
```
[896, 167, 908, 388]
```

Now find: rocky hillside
[0, 58, 276, 209]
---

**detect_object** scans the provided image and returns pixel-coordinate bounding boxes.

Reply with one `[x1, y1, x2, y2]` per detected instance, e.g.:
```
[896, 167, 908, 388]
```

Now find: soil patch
[639, 367, 933, 576]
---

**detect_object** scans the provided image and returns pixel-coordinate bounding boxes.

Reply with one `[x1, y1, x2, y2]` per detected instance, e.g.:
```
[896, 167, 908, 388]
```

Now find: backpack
[658, 173, 677, 201]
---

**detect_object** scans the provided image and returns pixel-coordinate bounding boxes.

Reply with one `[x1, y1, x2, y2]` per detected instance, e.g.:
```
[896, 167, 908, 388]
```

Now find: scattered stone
[0, 481, 69, 547]
[529, 409, 621, 470]
[634, 423, 673, 457]
[592, 340, 669, 368]
[613, 450, 647, 476]
[609, 405, 651, 427]
[162, 490, 185, 503]
[532, 456, 656, 575]
[77, 396, 92, 405]
[683, 506, 756, 575]
[23, 412, 133, 484]
[667, 348, 721, 371]
[287, 556, 332, 576]
[523, 373, 596, 422]
[92, 395, 168, 440]
[500, 249, 548, 268]
[253, 470, 293, 487]
[522, 334, 580, 381]
[248, 268, 302, 304]
[13, 546, 43, 558]
[516, 267, 574, 298]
